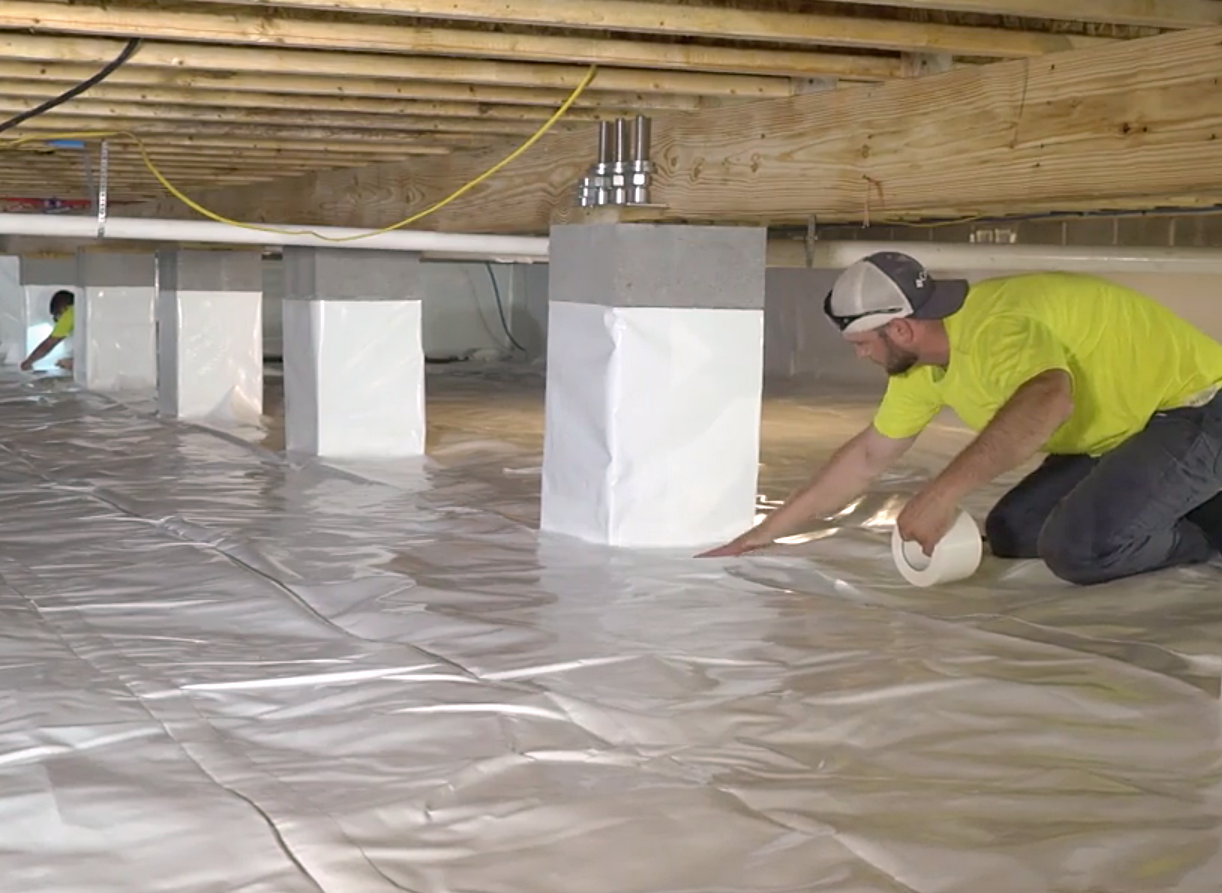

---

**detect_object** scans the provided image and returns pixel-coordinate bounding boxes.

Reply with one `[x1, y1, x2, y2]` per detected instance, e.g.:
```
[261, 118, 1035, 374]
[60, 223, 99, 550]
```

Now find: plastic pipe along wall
[0, 213, 549, 262]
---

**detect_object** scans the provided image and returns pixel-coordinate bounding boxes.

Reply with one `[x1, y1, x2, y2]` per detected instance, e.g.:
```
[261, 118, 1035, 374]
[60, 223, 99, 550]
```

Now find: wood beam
[0, 82, 625, 122]
[0, 100, 554, 135]
[5, 122, 493, 145]
[0, 59, 705, 110]
[22, 145, 440, 162]
[0, 34, 793, 98]
[1, 151, 378, 170]
[6, 133, 452, 155]
[0, 2, 902, 79]
[123, 25, 1222, 231]
[811, 0, 1222, 30]
[180, 0, 1107, 58]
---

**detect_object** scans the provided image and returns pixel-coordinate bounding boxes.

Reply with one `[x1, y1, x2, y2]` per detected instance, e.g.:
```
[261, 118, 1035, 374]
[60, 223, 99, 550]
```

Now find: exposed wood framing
[0, 3, 903, 79]
[124, 25, 1222, 231]
[0, 81, 676, 122]
[814, 0, 1222, 30]
[0, 99, 570, 135]
[0, 60, 706, 111]
[180, 0, 1106, 58]
[0, 0, 1198, 205]
[0, 34, 791, 97]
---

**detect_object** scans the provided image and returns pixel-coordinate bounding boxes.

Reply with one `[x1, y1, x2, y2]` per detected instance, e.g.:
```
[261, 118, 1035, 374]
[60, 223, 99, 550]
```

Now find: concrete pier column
[281, 247, 426, 457]
[157, 248, 264, 423]
[0, 254, 24, 365]
[540, 223, 767, 549]
[74, 250, 156, 392]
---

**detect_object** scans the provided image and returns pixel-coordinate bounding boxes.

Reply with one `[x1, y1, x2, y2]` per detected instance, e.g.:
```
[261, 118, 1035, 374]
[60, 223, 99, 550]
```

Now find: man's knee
[984, 501, 1037, 559]
[1036, 511, 1114, 586]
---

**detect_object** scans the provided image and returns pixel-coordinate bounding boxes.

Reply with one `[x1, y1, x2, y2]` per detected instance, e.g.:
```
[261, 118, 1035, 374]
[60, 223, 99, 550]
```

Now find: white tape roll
[890, 509, 983, 587]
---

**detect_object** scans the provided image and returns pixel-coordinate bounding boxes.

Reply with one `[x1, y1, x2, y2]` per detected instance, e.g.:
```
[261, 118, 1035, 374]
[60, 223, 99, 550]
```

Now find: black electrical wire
[0, 38, 142, 136]
[486, 262, 527, 353]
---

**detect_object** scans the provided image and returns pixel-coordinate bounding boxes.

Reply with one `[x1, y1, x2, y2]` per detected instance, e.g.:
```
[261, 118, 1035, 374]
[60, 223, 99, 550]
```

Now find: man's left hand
[896, 485, 959, 556]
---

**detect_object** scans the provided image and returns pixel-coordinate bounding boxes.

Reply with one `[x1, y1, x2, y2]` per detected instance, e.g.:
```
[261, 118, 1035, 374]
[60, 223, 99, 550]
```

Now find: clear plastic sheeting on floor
[0, 366, 1220, 893]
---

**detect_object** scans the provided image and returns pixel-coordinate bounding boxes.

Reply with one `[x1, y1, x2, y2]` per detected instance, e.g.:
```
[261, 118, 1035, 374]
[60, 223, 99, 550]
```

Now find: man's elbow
[1029, 369, 1074, 423]
[860, 425, 916, 471]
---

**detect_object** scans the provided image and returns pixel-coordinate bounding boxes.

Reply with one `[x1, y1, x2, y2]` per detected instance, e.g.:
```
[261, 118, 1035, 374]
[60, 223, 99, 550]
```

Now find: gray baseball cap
[824, 251, 969, 334]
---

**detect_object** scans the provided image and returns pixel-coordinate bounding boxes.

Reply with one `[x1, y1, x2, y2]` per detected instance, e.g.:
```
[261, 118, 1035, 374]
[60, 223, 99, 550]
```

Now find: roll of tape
[891, 509, 983, 587]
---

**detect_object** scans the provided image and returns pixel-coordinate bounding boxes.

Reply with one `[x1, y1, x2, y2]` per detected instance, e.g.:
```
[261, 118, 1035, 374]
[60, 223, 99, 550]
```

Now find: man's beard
[880, 332, 917, 376]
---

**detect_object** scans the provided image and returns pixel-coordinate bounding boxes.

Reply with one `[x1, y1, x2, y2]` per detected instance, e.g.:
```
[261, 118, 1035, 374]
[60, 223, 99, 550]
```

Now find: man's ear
[886, 318, 917, 345]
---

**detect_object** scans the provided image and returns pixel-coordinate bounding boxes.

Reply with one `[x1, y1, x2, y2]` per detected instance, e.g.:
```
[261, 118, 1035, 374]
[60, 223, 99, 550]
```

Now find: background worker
[20, 289, 75, 372]
[703, 252, 1222, 586]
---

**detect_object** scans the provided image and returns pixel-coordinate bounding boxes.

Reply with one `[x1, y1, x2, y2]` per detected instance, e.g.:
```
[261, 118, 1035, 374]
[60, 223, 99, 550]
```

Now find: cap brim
[911, 278, 969, 320]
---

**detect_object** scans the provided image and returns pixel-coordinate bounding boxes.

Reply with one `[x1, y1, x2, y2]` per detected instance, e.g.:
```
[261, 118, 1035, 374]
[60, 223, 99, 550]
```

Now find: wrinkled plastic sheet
[157, 287, 263, 424]
[0, 365, 1220, 893]
[541, 301, 764, 548]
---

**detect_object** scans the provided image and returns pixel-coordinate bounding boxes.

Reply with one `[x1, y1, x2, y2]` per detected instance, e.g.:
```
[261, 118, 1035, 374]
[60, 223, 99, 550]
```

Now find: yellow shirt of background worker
[21, 290, 76, 372]
[872, 272, 1222, 456]
[50, 305, 74, 340]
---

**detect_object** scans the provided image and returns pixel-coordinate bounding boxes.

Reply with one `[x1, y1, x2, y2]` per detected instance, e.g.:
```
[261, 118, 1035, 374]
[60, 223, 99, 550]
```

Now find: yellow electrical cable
[0, 64, 598, 241]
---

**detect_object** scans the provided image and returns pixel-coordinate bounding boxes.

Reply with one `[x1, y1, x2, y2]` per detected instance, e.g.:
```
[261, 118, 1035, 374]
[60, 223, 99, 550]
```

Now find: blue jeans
[984, 391, 1222, 585]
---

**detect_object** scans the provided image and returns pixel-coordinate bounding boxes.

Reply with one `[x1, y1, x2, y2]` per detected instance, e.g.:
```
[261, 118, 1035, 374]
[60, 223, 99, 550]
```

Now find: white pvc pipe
[803, 240, 1222, 274]
[0, 213, 549, 262]
[7, 215, 1222, 273]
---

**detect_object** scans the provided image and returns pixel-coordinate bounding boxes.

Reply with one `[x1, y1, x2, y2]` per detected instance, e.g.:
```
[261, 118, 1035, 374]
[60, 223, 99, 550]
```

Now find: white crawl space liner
[0, 363, 1220, 893]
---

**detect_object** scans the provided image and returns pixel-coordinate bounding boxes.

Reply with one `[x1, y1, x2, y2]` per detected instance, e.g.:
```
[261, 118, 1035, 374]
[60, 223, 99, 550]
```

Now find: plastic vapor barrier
[0, 365, 1219, 893]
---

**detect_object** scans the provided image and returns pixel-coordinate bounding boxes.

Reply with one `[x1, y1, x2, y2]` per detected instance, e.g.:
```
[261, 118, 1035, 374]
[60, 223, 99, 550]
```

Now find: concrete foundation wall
[262, 257, 527, 360]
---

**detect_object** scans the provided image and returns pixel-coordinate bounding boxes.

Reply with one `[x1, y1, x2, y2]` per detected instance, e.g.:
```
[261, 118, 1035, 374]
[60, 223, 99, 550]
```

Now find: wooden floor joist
[815, 0, 1222, 30]
[0, 33, 796, 97]
[180, 0, 1107, 58]
[0, 59, 707, 110]
[0, 82, 671, 121]
[0, 0, 1206, 207]
[0, 102, 554, 136]
[0, 2, 903, 79]
[124, 25, 1222, 230]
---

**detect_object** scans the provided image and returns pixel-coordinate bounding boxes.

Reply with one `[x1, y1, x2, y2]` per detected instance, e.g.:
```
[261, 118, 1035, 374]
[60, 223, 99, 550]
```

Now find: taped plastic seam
[158, 289, 262, 424]
[541, 301, 763, 548]
[76, 285, 157, 391]
[283, 299, 426, 457]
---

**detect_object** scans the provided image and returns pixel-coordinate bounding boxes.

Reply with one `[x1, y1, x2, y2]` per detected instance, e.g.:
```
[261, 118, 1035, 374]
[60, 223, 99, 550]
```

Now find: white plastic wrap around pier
[283, 300, 426, 457]
[540, 223, 768, 549]
[159, 289, 263, 423]
[542, 302, 765, 548]
[74, 252, 157, 392]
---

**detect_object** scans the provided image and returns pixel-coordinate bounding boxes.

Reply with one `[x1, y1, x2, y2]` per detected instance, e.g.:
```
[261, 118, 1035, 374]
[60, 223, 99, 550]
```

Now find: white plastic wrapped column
[15, 255, 77, 370]
[282, 246, 426, 457]
[541, 223, 766, 549]
[157, 249, 263, 423]
[0, 254, 21, 364]
[74, 250, 156, 392]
